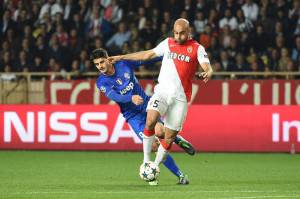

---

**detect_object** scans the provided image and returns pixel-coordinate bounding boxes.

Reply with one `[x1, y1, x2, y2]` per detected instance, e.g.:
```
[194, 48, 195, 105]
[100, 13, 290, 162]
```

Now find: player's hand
[131, 95, 144, 105]
[199, 72, 211, 83]
[108, 55, 122, 63]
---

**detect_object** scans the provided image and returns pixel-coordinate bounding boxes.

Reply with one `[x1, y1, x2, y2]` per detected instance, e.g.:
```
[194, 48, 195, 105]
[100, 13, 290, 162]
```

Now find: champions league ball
[139, 161, 160, 182]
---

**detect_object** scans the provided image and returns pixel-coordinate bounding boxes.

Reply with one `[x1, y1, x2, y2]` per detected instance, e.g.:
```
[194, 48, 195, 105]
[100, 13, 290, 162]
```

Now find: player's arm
[199, 62, 213, 83]
[197, 45, 213, 83]
[109, 50, 157, 63]
[98, 82, 143, 105]
[109, 38, 167, 63]
[108, 91, 143, 105]
[123, 56, 163, 69]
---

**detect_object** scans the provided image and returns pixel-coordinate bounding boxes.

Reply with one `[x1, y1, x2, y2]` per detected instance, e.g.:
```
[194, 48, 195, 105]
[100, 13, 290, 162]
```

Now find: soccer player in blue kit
[90, 48, 195, 185]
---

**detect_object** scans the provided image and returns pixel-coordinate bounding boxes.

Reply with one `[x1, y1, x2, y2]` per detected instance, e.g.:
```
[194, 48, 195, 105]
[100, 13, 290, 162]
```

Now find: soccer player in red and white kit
[111, 18, 213, 174]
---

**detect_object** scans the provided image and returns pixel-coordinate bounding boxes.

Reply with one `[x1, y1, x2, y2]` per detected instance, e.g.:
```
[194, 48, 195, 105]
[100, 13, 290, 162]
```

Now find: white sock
[143, 135, 155, 162]
[154, 144, 168, 166]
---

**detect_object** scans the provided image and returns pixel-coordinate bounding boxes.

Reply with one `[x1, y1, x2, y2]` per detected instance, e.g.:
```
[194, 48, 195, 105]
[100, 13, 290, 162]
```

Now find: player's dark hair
[90, 48, 108, 61]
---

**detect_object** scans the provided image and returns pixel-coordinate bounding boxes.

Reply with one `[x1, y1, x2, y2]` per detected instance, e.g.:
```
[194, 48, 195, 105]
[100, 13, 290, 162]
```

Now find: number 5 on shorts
[153, 100, 159, 108]
[146, 94, 168, 116]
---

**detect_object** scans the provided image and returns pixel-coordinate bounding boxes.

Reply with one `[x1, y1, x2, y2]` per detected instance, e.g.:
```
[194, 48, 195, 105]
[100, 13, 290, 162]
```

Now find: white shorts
[146, 92, 188, 131]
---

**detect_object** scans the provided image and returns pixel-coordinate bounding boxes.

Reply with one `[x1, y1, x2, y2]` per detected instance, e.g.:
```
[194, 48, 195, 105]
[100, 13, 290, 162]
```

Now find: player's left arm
[199, 62, 213, 83]
[197, 45, 213, 83]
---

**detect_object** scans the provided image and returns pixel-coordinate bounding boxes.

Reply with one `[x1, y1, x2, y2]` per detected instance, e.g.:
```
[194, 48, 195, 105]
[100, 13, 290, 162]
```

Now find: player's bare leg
[151, 124, 189, 185]
[154, 122, 164, 139]
[154, 127, 189, 184]
[154, 127, 178, 165]
[143, 109, 160, 163]
[154, 123, 195, 155]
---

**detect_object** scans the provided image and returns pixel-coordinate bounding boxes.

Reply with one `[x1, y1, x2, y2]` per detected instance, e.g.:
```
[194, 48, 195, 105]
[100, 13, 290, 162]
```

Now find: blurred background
[0, 2, 299, 197]
[0, 0, 299, 153]
[1, 0, 300, 80]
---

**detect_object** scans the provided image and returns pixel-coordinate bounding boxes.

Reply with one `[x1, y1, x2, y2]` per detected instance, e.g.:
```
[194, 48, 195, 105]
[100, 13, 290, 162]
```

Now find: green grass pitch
[0, 151, 299, 199]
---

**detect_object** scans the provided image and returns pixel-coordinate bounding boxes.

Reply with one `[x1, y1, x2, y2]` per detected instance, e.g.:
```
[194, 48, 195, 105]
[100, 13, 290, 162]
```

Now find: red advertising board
[0, 105, 299, 152]
[45, 80, 300, 105]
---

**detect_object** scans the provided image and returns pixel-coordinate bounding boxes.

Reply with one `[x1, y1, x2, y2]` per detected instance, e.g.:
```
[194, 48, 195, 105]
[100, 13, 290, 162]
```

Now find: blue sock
[163, 154, 183, 177]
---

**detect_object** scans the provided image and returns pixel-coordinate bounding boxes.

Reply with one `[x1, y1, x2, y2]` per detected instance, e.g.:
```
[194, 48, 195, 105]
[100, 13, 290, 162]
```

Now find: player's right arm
[109, 38, 167, 63]
[108, 91, 143, 105]
[122, 56, 163, 69]
[110, 50, 157, 62]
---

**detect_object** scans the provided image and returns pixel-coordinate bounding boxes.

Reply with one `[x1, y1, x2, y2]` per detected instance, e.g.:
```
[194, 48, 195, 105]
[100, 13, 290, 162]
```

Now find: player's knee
[152, 139, 159, 152]
[154, 123, 164, 139]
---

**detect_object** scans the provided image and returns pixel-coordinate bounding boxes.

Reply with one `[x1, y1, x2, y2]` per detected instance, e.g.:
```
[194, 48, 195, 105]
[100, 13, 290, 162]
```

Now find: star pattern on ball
[142, 171, 148, 178]
[151, 167, 157, 175]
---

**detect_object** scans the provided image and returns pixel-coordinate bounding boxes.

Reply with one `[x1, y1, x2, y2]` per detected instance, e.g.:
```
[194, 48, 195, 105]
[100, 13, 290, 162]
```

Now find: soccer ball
[139, 161, 160, 182]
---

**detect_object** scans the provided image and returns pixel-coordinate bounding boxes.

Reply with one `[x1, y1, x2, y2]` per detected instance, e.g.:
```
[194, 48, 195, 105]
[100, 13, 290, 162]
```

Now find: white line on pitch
[5, 190, 300, 195]
[220, 196, 300, 199]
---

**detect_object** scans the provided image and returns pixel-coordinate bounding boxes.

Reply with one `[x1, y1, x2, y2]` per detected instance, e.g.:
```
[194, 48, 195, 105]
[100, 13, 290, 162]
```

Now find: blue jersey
[96, 59, 160, 120]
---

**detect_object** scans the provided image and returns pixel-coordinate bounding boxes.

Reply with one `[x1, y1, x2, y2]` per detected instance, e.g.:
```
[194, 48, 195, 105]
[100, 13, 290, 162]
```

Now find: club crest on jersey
[167, 52, 190, 63]
[187, 46, 193, 53]
[116, 78, 123, 85]
[124, 72, 130, 79]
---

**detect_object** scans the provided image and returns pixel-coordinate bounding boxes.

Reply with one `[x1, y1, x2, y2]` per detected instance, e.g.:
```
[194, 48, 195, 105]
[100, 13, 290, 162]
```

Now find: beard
[175, 39, 186, 44]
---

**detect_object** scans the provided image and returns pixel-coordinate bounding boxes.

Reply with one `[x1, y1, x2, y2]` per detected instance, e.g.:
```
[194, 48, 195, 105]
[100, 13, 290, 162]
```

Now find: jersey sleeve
[107, 91, 132, 103]
[197, 45, 210, 64]
[153, 38, 168, 56]
[97, 79, 132, 103]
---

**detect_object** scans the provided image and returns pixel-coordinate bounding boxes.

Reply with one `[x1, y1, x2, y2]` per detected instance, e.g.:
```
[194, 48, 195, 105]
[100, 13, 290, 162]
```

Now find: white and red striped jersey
[153, 37, 210, 102]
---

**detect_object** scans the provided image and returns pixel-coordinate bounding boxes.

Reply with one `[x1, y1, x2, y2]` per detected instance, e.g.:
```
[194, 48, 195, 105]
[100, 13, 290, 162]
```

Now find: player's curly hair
[90, 48, 108, 61]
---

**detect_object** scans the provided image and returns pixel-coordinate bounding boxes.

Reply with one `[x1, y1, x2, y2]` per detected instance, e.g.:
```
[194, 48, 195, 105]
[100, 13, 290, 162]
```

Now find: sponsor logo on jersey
[116, 78, 123, 85]
[120, 82, 134, 95]
[187, 46, 192, 53]
[167, 52, 190, 63]
[124, 72, 130, 79]
[100, 86, 106, 93]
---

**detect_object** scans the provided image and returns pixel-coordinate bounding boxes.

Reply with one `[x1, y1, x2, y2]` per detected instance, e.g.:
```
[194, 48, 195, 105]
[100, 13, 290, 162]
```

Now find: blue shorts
[127, 112, 147, 140]
[127, 112, 163, 140]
